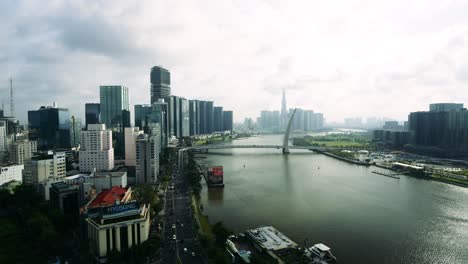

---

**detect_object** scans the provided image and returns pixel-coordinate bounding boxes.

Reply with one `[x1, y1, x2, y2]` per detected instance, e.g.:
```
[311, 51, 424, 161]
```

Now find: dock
[371, 170, 400, 179]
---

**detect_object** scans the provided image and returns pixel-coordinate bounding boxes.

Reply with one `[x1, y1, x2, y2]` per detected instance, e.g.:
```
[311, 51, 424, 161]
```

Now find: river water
[197, 135, 468, 264]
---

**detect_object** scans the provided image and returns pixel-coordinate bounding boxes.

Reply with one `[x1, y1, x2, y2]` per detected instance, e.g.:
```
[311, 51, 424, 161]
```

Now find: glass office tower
[28, 106, 71, 150]
[85, 103, 100, 128]
[150, 66, 171, 104]
[99, 86, 130, 130]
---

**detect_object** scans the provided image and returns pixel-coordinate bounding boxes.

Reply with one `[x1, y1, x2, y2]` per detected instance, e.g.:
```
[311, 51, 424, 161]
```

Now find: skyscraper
[85, 103, 100, 128]
[206, 101, 214, 134]
[99, 86, 130, 130]
[213, 107, 224, 132]
[199, 101, 207, 134]
[281, 89, 288, 130]
[223, 111, 233, 132]
[124, 127, 143, 167]
[189, 100, 199, 136]
[135, 102, 168, 149]
[70, 116, 81, 146]
[28, 105, 71, 150]
[136, 125, 161, 184]
[150, 66, 171, 103]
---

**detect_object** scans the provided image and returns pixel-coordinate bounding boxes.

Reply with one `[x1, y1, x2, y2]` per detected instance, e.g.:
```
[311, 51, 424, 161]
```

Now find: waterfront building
[86, 186, 150, 263]
[150, 66, 171, 103]
[99, 86, 130, 130]
[179, 98, 190, 137]
[213, 106, 224, 132]
[23, 151, 66, 185]
[408, 111, 448, 146]
[206, 101, 214, 134]
[85, 103, 101, 128]
[28, 105, 71, 150]
[223, 110, 233, 132]
[199, 101, 207, 134]
[189, 100, 200, 135]
[429, 103, 463, 112]
[79, 124, 114, 173]
[0, 163, 24, 185]
[124, 127, 143, 167]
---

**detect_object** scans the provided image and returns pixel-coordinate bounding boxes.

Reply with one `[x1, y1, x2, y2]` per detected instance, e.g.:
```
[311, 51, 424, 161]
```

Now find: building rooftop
[247, 226, 298, 251]
[88, 186, 128, 208]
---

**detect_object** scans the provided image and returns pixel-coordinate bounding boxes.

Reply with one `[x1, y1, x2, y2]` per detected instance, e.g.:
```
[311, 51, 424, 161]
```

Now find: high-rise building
[0, 121, 5, 152]
[99, 86, 130, 130]
[204, 101, 214, 134]
[168, 96, 180, 137]
[189, 100, 200, 136]
[136, 125, 161, 184]
[0, 163, 24, 185]
[213, 107, 224, 132]
[85, 103, 100, 128]
[10, 136, 37, 165]
[24, 151, 66, 185]
[70, 116, 82, 146]
[124, 127, 143, 167]
[179, 98, 190, 137]
[408, 111, 448, 146]
[28, 105, 71, 150]
[150, 66, 171, 103]
[135, 101, 168, 149]
[79, 124, 114, 173]
[199, 101, 207, 134]
[429, 103, 463, 112]
[223, 111, 233, 132]
[281, 89, 288, 130]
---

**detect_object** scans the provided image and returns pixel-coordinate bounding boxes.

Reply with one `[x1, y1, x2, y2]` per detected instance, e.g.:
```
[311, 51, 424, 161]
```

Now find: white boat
[307, 243, 337, 263]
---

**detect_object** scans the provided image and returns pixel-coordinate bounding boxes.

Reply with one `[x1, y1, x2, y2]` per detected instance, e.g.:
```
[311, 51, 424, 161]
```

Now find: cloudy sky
[2, 0, 468, 124]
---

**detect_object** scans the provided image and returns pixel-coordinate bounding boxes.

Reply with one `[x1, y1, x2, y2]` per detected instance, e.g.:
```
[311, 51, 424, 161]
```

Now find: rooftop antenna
[9, 77, 14, 118]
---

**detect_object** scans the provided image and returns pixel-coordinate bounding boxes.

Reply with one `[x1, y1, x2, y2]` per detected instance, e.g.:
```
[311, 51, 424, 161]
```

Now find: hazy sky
[2, 0, 468, 124]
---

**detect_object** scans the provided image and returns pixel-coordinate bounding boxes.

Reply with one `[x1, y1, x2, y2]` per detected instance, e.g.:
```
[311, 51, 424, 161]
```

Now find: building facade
[99, 86, 130, 130]
[70, 116, 82, 146]
[23, 151, 66, 185]
[135, 125, 161, 184]
[223, 110, 233, 132]
[28, 105, 71, 150]
[150, 66, 171, 103]
[189, 100, 200, 136]
[79, 124, 114, 173]
[9, 137, 37, 165]
[213, 106, 223, 132]
[124, 127, 143, 167]
[0, 163, 24, 185]
[85, 103, 101, 128]
[86, 187, 150, 263]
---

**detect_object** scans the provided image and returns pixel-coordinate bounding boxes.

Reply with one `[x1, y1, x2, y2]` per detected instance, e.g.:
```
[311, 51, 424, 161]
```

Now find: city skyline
[2, 1, 468, 124]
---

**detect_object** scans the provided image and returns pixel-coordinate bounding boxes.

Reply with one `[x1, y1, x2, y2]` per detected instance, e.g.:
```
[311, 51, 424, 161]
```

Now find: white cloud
[1, 0, 468, 124]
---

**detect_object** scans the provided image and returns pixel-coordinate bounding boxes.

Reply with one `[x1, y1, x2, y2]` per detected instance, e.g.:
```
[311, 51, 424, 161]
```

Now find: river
[197, 134, 468, 264]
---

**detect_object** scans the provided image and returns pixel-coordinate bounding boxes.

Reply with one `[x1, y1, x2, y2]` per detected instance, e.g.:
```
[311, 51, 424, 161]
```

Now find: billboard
[87, 201, 141, 218]
[208, 166, 224, 184]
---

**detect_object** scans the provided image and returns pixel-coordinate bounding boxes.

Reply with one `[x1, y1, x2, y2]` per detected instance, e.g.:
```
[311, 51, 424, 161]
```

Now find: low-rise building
[85, 186, 150, 263]
[0, 163, 24, 186]
[23, 151, 66, 185]
[50, 181, 80, 217]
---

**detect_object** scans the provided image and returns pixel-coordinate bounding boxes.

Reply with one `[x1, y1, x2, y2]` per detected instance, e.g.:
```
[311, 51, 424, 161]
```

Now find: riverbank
[315, 149, 371, 166]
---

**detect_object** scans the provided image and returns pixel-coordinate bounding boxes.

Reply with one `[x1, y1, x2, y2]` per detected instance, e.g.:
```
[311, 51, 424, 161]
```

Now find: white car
[172, 224, 175, 229]
[172, 235, 176, 240]
[183, 248, 187, 253]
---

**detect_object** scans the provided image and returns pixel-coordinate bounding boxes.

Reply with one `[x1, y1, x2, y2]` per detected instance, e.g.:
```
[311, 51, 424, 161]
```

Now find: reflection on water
[198, 135, 468, 264]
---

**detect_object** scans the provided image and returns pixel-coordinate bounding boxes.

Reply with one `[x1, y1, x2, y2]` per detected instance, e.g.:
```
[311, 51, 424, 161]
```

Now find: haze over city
[2, 0, 468, 123]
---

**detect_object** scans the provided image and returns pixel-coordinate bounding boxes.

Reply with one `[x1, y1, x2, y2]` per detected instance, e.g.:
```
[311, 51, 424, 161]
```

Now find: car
[172, 235, 176, 240]
[191, 252, 195, 257]
[183, 248, 187, 253]
[172, 224, 175, 229]
[181, 224, 184, 227]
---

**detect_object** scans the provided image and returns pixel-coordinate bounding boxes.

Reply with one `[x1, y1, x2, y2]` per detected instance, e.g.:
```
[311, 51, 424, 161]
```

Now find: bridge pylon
[282, 108, 297, 154]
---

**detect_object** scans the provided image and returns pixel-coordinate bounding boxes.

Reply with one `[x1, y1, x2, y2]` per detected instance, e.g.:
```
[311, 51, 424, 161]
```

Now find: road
[161, 157, 205, 264]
